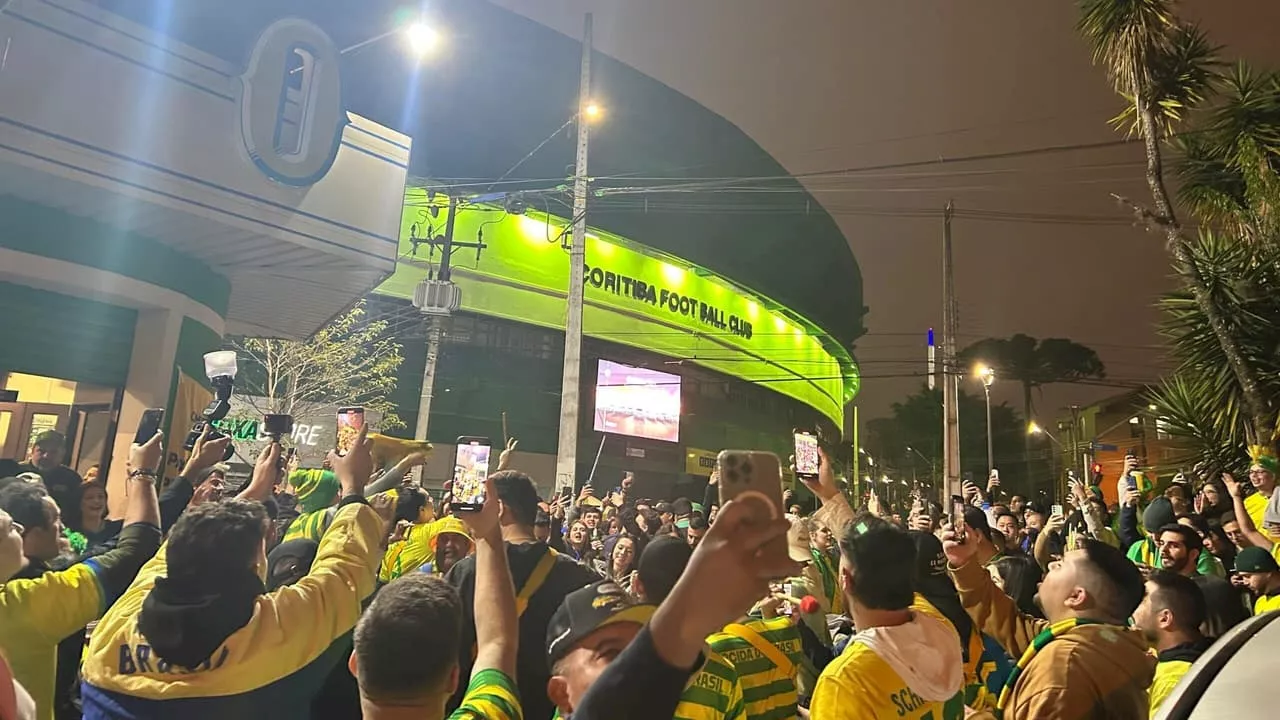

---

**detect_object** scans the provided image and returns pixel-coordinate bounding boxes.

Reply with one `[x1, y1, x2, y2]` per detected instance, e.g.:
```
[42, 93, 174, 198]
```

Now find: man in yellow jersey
[944, 529, 1153, 719]
[1224, 471, 1280, 563]
[0, 430, 166, 720]
[1131, 570, 1213, 715]
[351, 475, 521, 720]
[81, 429, 383, 717]
[1240, 445, 1279, 544]
[809, 515, 965, 720]
[632, 536, 746, 720]
[380, 515, 472, 581]
[1234, 546, 1280, 614]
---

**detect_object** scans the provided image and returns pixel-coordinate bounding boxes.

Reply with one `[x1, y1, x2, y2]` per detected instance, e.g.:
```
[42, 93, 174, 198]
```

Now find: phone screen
[780, 582, 795, 616]
[335, 407, 365, 456]
[1051, 503, 1064, 517]
[453, 438, 492, 511]
[951, 496, 968, 542]
[134, 408, 165, 446]
[794, 432, 819, 478]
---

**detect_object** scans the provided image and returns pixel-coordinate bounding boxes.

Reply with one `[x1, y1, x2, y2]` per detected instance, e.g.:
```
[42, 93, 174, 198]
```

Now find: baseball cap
[546, 581, 655, 666]
[909, 531, 954, 594]
[32, 430, 65, 449]
[1234, 546, 1280, 574]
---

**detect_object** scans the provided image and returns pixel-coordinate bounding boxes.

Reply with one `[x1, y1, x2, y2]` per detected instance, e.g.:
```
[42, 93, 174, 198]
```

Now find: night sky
[489, 0, 1280, 423]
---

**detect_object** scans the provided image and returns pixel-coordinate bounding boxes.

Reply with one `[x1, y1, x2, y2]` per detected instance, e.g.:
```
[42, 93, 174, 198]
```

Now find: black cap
[546, 581, 655, 666]
[908, 531, 956, 597]
[636, 535, 692, 603]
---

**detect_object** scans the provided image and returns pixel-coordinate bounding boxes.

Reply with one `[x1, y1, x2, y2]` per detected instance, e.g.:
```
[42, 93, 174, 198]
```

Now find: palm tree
[1078, 0, 1273, 441]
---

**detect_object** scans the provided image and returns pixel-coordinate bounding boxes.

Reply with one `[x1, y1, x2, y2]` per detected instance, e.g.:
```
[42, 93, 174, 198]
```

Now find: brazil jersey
[810, 597, 965, 720]
[0, 563, 104, 720]
[449, 668, 522, 720]
[708, 617, 804, 720]
[1245, 493, 1279, 544]
[675, 648, 746, 720]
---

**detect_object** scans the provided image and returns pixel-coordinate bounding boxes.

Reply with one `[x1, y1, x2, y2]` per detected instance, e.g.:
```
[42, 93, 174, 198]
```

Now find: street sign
[1091, 441, 1118, 452]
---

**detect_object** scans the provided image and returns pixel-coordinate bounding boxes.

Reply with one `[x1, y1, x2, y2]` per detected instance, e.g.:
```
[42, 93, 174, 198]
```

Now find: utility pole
[553, 13, 593, 494]
[941, 201, 961, 505]
[411, 192, 484, 484]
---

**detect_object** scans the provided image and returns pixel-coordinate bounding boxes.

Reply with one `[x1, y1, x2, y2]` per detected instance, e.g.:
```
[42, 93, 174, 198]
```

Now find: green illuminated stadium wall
[378, 188, 860, 428]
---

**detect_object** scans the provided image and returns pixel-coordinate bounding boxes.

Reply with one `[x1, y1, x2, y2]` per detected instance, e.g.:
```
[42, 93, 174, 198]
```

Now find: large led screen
[593, 360, 681, 443]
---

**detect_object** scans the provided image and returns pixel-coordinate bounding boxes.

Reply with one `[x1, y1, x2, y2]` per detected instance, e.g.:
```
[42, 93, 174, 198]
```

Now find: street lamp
[1028, 422, 1063, 448]
[975, 365, 995, 474]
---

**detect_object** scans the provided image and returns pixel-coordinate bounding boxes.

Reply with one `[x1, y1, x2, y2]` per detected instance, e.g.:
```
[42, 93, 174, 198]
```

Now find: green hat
[1234, 546, 1279, 574]
[32, 430, 65, 448]
[290, 468, 340, 514]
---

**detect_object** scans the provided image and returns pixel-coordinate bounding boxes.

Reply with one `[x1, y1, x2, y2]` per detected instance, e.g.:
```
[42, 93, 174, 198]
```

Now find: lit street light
[1028, 422, 1063, 448]
[975, 365, 995, 475]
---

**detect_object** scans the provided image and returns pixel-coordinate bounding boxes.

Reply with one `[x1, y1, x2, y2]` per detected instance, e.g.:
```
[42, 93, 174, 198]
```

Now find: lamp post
[976, 365, 995, 474]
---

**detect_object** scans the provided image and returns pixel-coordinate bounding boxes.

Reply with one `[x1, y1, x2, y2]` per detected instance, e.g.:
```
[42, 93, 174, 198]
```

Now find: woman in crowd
[600, 533, 643, 588]
[989, 553, 1045, 619]
[76, 481, 121, 548]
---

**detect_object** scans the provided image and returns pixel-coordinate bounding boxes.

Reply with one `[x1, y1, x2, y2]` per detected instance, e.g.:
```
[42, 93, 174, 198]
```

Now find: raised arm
[1224, 473, 1274, 549]
[457, 476, 517, 676]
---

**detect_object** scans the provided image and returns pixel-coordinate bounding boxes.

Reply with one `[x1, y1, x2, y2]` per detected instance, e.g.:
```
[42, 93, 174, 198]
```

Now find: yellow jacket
[81, 503, 383, 718]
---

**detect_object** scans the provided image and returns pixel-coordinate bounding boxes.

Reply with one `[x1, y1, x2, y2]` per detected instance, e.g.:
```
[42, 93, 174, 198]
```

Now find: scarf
[996, 618, 1103, 713]
[810, 547, 844, 615]
[137, 570, 265, 669]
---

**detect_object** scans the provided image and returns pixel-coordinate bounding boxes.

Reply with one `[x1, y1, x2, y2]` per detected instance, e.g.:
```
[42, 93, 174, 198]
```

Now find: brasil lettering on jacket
[116, 644, 230, 675]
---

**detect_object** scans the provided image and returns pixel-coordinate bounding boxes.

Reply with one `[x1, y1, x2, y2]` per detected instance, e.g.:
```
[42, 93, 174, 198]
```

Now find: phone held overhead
[452, 437, 492, 512]
[716, 450, 790, 575]
[793, 430, 820, 481]
[334, 406, 365, 456]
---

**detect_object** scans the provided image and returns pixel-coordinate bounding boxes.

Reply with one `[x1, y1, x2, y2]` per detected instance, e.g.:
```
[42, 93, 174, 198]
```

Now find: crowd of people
[2, 421, 1279, 720]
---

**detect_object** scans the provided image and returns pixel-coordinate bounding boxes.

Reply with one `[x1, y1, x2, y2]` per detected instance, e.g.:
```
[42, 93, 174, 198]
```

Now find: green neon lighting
[377, 188, 860, 427]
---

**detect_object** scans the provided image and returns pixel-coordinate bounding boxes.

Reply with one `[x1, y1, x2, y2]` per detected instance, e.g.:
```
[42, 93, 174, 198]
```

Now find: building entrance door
[0, 401, 73, 462]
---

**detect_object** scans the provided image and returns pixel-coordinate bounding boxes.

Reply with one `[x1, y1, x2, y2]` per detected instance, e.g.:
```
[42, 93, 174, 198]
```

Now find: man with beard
[1156, 525, 1203, 578]
[1131, 570, 1213, 715]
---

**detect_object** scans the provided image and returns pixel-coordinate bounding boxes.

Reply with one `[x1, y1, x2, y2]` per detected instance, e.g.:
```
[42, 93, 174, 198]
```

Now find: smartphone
[951, 495, 968, 543]
[779, 581, 795, 616]
[335, 407, 365, 456]
[452, 436, 493, 512]
[793, 431, 820, 480]
[134, 408, 165, 446]
[717, 450, 789, 574]
[263, 413, 294, 438]
[1051, 503, 1064, 517]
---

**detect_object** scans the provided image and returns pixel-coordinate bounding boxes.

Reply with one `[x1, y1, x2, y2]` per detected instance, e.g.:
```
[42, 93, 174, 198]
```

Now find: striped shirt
[449, 668, 522, 720]
[675, 648, 747, 720]
[282, 507, 335, 543]
[708, 618, 804, 720]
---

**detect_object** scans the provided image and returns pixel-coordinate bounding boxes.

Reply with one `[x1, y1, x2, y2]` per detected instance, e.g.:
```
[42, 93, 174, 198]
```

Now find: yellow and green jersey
[448, 668, 522, 720]
[1150, 660, 1193, 715]
[282, 507, 336, 543]
[1245, 493, 1279, 544]
[379, 517, 456, 582]
[810, 598, 965, 720]
[708, 617, 804, 720]
[675, 648, 746, 720]
[0, 563, 105, 720]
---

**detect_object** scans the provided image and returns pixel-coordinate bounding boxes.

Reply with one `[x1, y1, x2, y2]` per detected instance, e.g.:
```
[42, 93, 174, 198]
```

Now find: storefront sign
[685, 447, 718, 477]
